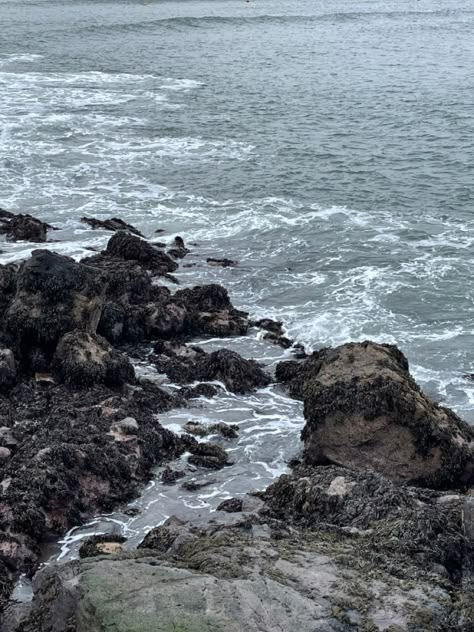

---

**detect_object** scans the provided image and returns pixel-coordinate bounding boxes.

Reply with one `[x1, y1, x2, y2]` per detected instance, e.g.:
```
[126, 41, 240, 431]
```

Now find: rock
[181, 478, 215, 491]
[206, 257, 237, 267]
[105, 231, 178, 274]
[183, 421, 239, 439]
[52, 331, 135, 388]
[0, 427, 17, 448]
[110, 417, 139, 435]
[157, 348, 271, 394]
[0, 349, 16, 391]
[5, 250, 106, 357]
[78, 534, 127, 559]
[80, 216, 144, 237]
[217, 498, 243, 513]
[0, 446, 11, 462]
[0, 213, 55, 243]
[167, 236, 189, 259]
[161, 466, 185, 485]
[263, 332, 293, 349]
[174, 284, 249, 337]
[280, 341, 474, 489]
[254, 318, 284, 335]
[186, 441, 231, 470]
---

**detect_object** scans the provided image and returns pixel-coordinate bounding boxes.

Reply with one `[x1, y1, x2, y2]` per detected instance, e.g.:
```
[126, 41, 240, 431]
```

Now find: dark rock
[206, 257, 237, 267]
[254, 318, 284, 336]
[217, 498, 243, 513]
[183, 421, 239, 439]
[263, 332, 293, 349]
[0, 349, 17, 391]
[186, 441, 231, 470]
[181, 478, 215, 492]
[283, 341, 474, 490]
[0, 213, 55, 243]
[78, 534, 127, 559]
[157, 347, 270, 394]
[52, 331, 135, 388]
[177, 383, 220, 400]
[80, 216, 144, 237]
[161, 466, 185, 485]
[105, 231, 178, 274]
[167, 236, 189, 259]
[5, 250, 106, 357]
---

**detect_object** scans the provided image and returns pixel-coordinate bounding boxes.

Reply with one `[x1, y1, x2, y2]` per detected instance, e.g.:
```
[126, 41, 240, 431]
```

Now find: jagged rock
[79, 534, 127, 559]
[279, 341, 474, 490]
[0, 427, 17, 449]
[0, 213, 55, 243]
[104, 231, 178, 274]
[52, 331, 135, 388]
[173, 284, 249, 337]
[0, 446, 11, 462]
[80, 216, 144, 237]
[5, 250, 106, 357]
[156, 347, 270, 394]
[0, 349, 16, 391]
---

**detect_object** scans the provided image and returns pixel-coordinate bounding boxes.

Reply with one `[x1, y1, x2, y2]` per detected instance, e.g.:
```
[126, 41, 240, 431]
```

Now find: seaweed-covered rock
[174, 284, 249, 337]
[279, 341, 474, 490]
[0, 213, 54, 243]
[105, 231, 178, 274]
[79, 534, 127, 559]
[184, 439, 231, 470]
[167, 236, 189, 259]
[5, 250, 106, 356]
[52, 331, 135, 388]
[156, 347, 270, 394]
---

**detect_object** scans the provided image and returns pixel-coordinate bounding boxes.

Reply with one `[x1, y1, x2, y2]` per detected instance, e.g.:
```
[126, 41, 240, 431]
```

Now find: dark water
[2, 0, 474, 564]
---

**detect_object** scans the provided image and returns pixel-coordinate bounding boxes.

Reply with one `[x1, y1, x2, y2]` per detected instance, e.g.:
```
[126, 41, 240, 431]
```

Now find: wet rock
[280, 341, 474, 489]
[180, 478, 215, 492]
[157, 347, 270, 394]
[105, 231, 178, 274]
[0, 350, 16, 391]
[5, 250, 106, 357]
[0, 427, 17, 449]
[110, 417, 139, 436]
[174, 284, 249, 337]
[161, 466, 185, 485]
[186, 440, 231, 470]
[206, 257, 237, 267]
[167, 236, 189, 259]
[78, 534, 127, 559]
[177, 383, 220, 400]
[52, 331, 135, 388]
[263, 331, 293, 349]
[254, 318, 284, 335]
[217, 498, 243, 513]
[184, 421, 239, 439]
[80, 216, 144, 237]
[0, 213, 55, 243]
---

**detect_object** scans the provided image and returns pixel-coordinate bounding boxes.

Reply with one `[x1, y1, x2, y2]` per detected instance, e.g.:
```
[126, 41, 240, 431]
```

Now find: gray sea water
[2, 0, 474, 566]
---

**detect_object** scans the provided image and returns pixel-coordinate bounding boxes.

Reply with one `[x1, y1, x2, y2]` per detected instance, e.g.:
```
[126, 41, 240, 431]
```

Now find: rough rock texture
[104, 231, 178, 274]
[183, 421, 239, 439]
[277, 341, 474, 489]
[4, 250, 106, 360]
[79, 534, 127, 559]
[52, 331, 135, 387]
[0, 212, 55, 243]
[0, 349, 16, 391]
[155, 346, 270, 394]
[12, 481, 474, 632]
[80, 216, 144, 236]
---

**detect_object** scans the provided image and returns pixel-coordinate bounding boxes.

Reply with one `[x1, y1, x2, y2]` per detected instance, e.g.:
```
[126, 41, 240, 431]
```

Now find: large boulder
[52, 331, 135, 387]
[0, 213, 54, 243]
[4, 250, 106, 356]
[278, 341, 474, 490]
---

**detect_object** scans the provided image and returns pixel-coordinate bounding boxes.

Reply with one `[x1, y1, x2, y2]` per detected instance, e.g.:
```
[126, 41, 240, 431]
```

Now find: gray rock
[0, 446, 11, 462]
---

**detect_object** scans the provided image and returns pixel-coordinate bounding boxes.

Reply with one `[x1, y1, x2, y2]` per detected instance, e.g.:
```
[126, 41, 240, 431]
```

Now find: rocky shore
[0, 212, 473, 631]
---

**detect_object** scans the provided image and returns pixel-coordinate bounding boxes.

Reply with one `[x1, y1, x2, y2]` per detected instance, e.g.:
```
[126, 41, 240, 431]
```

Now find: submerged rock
[206, 257, 237, 267]
[80, 216, 144, 237]
[52, 331, 135, 388]
[278, 341, 474, 490]
[183, 421, 239, 439]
